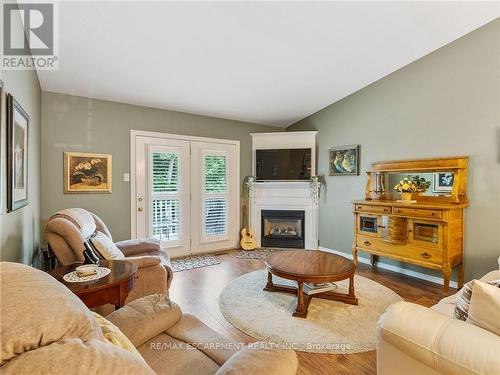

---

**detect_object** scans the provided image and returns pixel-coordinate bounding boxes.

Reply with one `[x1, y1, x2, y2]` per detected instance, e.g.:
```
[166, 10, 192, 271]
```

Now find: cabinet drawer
[356, 235, 443, 265]
[393, 207, 442, 219]
[355, 204, 391, 214]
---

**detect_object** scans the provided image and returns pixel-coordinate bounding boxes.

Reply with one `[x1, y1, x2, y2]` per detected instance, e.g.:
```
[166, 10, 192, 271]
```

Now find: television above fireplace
[255, 148, 311, 181]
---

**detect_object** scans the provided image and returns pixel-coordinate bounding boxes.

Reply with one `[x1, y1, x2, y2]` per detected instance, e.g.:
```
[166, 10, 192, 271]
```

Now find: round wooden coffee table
[264, 250, 358, 318]
[49, 260, 137, 309]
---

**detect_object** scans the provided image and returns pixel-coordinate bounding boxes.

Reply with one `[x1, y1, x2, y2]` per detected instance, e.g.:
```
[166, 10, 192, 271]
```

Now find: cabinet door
[408, 219, 443, 249]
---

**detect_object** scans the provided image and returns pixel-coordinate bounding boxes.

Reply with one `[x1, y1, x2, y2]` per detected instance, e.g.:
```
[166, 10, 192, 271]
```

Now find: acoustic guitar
[240, 227, 257, 251]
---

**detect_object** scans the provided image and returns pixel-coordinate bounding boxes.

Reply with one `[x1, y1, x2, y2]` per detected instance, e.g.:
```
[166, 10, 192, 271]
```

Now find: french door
[132, 131, 239, 257]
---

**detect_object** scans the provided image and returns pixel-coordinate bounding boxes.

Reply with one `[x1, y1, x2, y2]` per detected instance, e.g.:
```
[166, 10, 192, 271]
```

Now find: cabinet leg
[458, 263, 464, 289]
[443, 264, 451, 293]
[370, 254, 378, 267]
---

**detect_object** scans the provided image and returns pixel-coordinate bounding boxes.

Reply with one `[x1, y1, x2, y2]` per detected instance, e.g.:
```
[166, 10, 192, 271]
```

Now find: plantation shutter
[151, 152, 180, 241]
[203, 154, 228, 237]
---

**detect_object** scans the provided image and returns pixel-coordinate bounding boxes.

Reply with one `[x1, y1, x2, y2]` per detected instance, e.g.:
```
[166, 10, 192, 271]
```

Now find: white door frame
[130, 130, 240, 248]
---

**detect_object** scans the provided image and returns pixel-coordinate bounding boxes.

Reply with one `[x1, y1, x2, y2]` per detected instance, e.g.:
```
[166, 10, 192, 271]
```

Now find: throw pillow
[467, 280, 500, 336]
[454, 279, 500, 321]
[92, 312, 142, 357]
[89, 231, 125, 259]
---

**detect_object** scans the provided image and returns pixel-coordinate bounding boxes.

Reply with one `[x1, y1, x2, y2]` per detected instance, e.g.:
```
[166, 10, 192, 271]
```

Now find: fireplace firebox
[261, 210, 305, 248]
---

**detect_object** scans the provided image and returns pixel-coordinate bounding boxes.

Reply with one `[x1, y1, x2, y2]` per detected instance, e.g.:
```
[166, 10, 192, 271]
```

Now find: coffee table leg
[293, 281, 310, 318]
[264, 271, 274, 290]
[348, 274, 356, 300]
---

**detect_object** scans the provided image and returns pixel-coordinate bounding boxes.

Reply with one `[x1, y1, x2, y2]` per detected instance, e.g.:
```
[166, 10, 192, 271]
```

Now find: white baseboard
[319, 246, 458, 289]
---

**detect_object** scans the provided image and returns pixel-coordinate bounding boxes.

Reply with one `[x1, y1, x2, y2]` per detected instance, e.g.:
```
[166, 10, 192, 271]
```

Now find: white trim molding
[319, 246, 459, 289]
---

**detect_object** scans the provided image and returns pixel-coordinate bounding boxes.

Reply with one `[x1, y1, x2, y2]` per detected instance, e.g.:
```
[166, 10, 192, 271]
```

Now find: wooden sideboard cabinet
[352, 157, 469, 291]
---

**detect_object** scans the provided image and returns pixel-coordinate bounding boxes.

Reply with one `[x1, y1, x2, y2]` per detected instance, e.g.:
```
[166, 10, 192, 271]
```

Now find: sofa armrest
[215, 346, 298, 375]
[106, 294, 182, 347]
[377, 301, 500, 375]
[116, 239, 162, 257]
[126, 255, 161, 268]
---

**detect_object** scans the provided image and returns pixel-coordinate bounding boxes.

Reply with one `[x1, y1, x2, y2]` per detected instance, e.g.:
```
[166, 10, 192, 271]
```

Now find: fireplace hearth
[261, 210, 305, 248]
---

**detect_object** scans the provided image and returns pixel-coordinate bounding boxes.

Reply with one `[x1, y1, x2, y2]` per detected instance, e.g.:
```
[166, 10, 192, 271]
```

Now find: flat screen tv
[255, 148, 311, 181]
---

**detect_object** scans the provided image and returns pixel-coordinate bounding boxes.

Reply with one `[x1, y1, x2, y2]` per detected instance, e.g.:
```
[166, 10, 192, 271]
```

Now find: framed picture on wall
[6, 94, 30, 212]
[329, 144, 360, 176]
[0, 80, 4, 214]
[64, 152, 112, 193]
[432, 172, 454, 193]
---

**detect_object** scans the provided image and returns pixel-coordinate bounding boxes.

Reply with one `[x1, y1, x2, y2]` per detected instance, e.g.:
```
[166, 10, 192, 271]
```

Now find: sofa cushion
[106, 294, 182, 347]
[0, 262, 104, 364]
[1, 338, 154, 375]
[214, 346, 298, 375]
[467, 280, 500, 336]
[92, 312, 141, 356]
[454, 279, 500, 321]
[90, 231, 125, 259]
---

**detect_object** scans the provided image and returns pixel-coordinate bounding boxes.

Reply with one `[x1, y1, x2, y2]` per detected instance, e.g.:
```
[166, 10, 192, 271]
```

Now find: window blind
[204, 155, 226, 193]
[153, 152, 179, 192]
[204, 198, 227, 236]
[152, 199, 180, 241]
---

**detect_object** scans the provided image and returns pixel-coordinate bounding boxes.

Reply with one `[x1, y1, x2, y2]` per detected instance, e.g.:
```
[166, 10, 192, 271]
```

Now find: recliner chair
[45, 208, 173, 302]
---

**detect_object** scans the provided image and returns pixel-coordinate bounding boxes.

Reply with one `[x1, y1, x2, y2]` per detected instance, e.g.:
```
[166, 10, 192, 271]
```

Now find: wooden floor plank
[169, 250, 456, 374]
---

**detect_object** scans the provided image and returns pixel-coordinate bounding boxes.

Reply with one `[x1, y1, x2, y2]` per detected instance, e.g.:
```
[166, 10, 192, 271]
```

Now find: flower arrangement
[73, 158, 105, 186]
[394, 175, 430, 193]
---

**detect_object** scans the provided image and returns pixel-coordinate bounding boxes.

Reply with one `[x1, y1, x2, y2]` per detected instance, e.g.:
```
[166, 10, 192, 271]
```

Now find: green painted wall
[41, 92, 279, 241]
[0, 6, 42, 264]
[287, 19, 500, 281]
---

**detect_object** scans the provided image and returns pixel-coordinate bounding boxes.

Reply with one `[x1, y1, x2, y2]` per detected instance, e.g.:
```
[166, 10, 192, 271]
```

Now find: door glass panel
[204, 198, 227, 236]
[152, 152, 178, 192]
[152, 199, 179, 241]
[413, 223, 439, 244]
[204, 155, 226, 193]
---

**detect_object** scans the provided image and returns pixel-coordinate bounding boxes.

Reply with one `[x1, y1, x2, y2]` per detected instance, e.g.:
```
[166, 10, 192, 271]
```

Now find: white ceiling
[37, 1, 499, 127]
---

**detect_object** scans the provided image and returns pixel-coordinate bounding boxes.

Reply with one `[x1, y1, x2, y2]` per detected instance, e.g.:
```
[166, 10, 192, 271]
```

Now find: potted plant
[394, 175, 431, 201]
[394, 177, 417, 201]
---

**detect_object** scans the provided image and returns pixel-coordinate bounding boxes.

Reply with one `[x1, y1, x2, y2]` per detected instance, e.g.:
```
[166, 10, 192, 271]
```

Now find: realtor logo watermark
[2, 2, 59, 70]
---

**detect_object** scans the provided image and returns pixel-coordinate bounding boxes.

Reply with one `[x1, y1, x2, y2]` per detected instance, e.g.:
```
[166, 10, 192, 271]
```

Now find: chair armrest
[116, 239, 162, 257]
[126, 255, 161, 268]
[377, 301, 500, 375]
[106, 294, 182, 347]
[215, 346, 298, 375]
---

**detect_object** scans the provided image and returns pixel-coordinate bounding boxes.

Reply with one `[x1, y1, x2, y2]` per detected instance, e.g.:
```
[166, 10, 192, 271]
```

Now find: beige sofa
[45, 208, 173, 302]
[0, 262, 298, 375]
[377, 269, 500, 375]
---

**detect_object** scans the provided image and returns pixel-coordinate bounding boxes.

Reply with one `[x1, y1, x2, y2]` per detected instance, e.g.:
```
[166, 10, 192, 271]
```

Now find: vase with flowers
[394, 175, 431, 202]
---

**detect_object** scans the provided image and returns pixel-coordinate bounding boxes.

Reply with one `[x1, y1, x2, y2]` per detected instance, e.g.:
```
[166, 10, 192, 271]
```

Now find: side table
[48, 260, 138, 309]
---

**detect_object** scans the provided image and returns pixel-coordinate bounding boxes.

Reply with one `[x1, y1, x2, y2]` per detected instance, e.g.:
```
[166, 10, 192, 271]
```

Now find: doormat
[170, 254, 221, 272]
[235, 248, 300, 260]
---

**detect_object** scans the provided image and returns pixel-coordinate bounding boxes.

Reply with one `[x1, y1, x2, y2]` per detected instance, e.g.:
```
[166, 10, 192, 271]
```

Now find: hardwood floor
[169, 250, 457, 375]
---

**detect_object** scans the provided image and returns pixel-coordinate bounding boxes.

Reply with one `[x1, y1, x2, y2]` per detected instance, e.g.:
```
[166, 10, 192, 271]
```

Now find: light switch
[123, 173, 130, 182]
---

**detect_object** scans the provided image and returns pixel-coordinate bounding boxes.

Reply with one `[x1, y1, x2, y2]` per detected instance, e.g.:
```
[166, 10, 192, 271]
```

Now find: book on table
[303, 282, 338, 295]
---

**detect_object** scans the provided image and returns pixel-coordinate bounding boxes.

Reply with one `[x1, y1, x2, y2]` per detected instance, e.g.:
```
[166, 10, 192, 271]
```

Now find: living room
[1, 1, 499, 374]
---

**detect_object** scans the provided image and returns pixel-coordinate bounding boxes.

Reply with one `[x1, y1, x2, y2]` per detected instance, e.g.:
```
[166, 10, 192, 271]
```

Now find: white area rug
[170, 255, 220, 272]
[219, 269, 402, 353]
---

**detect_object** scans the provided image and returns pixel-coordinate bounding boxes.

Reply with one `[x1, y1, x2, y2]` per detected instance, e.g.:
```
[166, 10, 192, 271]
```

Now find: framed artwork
[433, 172, 454, 193]
[64, 152, 112, 193]
[0, 80, 4, 214]
[329, 145, 360, 176]
[6, 94, 29, 212]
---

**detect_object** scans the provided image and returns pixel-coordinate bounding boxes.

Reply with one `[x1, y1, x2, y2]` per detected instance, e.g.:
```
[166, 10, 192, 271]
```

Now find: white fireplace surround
[249, 131, 319, 249]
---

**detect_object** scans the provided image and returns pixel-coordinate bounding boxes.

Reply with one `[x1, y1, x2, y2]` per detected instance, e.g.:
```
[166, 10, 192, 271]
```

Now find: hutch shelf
[352, 157, 468, 291]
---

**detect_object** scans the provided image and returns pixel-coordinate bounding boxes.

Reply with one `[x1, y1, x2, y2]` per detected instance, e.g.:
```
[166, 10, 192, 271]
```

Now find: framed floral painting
[64, 152, 112, 193]
[7, 94, 30, 212]
[329, 145, 360, 176]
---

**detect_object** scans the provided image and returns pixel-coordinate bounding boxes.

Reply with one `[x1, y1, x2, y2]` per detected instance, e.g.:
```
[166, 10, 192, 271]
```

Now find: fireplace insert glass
[261, 210, 305, 248]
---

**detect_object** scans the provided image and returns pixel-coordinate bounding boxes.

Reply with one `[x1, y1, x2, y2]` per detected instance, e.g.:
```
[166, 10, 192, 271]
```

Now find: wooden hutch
[352, 157, 468, 291]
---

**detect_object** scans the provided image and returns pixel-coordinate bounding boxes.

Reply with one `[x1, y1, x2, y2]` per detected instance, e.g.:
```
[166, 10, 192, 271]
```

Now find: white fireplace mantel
[249, 182, 319, 249]
[249, 131, 319, 249]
